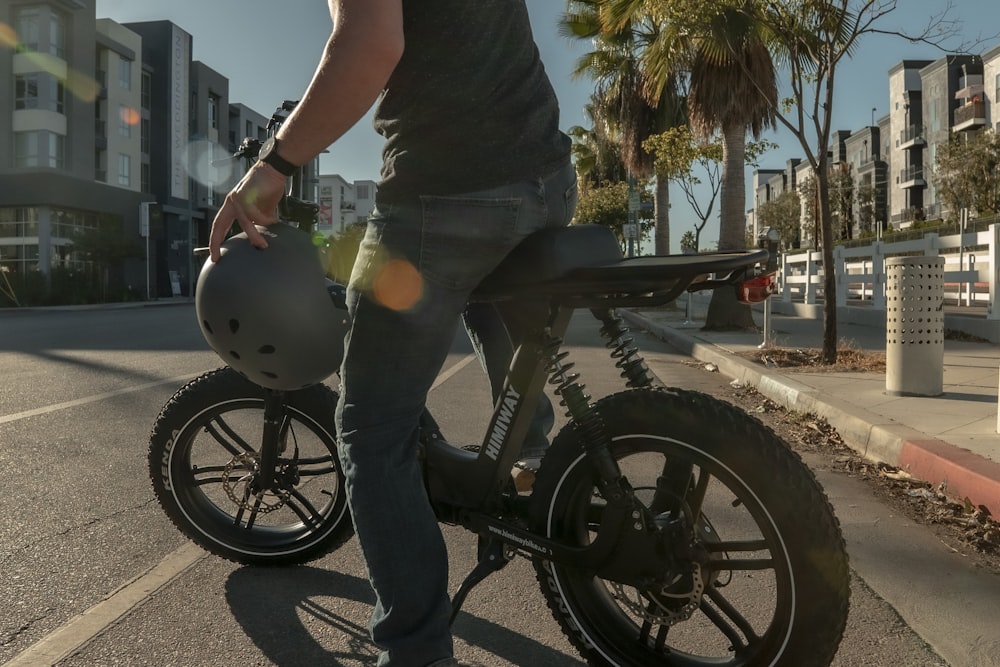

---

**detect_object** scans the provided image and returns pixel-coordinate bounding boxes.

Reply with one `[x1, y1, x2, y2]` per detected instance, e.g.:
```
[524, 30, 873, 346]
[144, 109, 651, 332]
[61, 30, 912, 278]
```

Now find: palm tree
[563, 0, 685, 255]
[568, 98, 627, 188]
[598, 0, 779, 329]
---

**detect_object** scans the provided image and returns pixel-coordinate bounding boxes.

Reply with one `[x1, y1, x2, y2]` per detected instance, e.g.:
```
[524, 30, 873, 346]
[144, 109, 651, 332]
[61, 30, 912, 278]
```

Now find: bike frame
[221, 99, 775, 594]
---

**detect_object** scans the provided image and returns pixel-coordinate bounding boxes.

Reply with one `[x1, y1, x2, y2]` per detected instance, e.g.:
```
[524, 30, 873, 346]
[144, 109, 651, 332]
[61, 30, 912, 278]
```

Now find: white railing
[778, 223, 1000, 320]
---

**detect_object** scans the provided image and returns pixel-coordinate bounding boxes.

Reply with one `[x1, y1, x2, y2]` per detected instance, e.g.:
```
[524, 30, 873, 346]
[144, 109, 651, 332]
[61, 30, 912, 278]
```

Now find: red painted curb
[898, 438, 1000, 513]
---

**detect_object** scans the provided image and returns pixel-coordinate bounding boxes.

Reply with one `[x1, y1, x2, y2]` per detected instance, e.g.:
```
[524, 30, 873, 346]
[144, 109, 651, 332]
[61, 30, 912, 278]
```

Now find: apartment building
[752, 46, 1000, 247]
[0, 0, 146, 291]
[1, 4, 329, 303]
[316, 174, 376, 237]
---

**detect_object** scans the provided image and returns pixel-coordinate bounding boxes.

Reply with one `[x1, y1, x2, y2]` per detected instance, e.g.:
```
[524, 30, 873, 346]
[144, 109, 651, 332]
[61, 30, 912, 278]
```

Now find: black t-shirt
[373, 0, 571, 203]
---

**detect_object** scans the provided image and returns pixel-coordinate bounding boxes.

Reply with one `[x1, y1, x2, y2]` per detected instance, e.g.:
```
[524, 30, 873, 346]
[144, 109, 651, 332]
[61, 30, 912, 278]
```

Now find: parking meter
[755, 227, 781, 349]
[758, 227, 780, 272]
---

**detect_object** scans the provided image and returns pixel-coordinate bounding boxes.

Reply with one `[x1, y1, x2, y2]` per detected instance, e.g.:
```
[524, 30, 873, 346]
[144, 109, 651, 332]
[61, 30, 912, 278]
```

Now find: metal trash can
[885, 256, 944, 396]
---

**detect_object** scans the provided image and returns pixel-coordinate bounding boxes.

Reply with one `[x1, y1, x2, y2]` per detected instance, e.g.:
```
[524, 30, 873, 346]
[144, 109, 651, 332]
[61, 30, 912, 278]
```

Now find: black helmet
[196, 223, 347, 390]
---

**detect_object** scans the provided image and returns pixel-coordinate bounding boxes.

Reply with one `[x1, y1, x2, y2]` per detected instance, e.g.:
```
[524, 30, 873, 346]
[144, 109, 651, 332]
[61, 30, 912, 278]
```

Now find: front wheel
[149, 368, 352, 565]
[530, 388, 849, 666]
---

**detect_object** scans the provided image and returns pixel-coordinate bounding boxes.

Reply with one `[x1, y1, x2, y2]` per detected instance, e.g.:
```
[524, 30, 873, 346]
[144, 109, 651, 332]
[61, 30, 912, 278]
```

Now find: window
[356, 184, 371, 200]
[141, 118, 150, 154]
[49, 134, 65, 169]
[49, 76, 65, 112]
[14, 131, 63, 168]
[118, 154, 131, 186]
[141, 162, 151, 193]
[49, 11, 65, 58]
[208, 94, 219, 130]
[119, 57, 132, 90]
[15, 8, 40, 52]
[15, 74, 65, 112]
[118, 105, 131, 137]
[141, 72, 151, 109]
[14, 75, 39, 109]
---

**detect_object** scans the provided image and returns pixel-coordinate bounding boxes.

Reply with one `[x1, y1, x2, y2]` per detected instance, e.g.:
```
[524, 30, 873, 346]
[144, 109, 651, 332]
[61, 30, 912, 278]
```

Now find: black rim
[168, 398, 346, 557]
[546, 436, 795, 666]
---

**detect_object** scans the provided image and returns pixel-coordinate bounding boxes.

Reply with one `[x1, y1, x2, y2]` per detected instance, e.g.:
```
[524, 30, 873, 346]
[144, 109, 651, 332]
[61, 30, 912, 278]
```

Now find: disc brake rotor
[221, 452, 292, 514]
[610, 562, 705, 626]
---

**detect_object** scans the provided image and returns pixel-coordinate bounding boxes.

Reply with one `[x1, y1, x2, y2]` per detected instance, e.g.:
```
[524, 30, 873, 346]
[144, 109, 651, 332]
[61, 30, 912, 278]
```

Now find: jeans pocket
[419, 195, 521, 291]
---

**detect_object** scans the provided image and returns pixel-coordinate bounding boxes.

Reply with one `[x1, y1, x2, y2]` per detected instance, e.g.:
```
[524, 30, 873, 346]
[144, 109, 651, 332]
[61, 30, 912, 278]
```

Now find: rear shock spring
[542, 336, 591, 421]
[595, 309, 655, 388]
[543, 335, 625, 499]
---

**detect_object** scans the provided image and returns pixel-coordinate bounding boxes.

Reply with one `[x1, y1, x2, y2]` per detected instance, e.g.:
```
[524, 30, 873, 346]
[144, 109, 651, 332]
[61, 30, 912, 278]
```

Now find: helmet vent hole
[203, 320, 214, 334]
[228, 319, 240, 334]
[229, 350, 241, 360]
[258, 344, 276, 354]
[261, 371, 278, 379]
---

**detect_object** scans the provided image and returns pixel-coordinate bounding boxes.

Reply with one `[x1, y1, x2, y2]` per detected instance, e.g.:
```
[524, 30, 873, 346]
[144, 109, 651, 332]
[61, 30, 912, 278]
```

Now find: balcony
[899, 165, 925, 189]
[953, 100, 987, 132]
[95, 119, 107, 150]
[899, 124, 925, 149]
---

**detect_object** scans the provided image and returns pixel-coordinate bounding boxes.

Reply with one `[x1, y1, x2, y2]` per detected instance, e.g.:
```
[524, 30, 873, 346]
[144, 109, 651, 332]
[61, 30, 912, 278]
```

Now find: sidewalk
[622, 293, 1000, 515]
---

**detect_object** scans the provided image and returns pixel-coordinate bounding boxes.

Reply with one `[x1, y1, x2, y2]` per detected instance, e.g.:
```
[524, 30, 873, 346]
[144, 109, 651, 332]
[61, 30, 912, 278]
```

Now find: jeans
[335, 162, 576, 667]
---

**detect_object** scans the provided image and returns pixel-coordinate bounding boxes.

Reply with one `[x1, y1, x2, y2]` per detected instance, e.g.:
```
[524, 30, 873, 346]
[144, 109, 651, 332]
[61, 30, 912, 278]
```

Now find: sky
[93, 0, 1000, 253]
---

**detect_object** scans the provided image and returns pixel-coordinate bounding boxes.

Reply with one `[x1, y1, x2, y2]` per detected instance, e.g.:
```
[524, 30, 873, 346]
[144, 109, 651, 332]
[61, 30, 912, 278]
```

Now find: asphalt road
[0, 303, 965, 666]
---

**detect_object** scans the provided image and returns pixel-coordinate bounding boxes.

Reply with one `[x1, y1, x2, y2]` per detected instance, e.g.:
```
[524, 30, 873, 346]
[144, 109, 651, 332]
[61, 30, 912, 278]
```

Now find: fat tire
[149, 367, 352, 565]
[530, 387, 849, 667]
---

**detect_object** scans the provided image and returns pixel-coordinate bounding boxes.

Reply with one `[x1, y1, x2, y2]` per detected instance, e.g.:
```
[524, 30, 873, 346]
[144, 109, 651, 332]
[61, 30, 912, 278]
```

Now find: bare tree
[752, 0, 966, 362]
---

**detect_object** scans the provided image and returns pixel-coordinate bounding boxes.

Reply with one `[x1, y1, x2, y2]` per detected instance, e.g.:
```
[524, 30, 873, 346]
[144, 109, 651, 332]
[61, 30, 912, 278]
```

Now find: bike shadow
[225, 565, 580, 666]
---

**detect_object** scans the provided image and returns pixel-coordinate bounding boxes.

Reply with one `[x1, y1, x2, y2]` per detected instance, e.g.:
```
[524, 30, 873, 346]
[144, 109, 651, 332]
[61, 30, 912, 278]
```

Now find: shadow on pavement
[225, 565, 579, 666]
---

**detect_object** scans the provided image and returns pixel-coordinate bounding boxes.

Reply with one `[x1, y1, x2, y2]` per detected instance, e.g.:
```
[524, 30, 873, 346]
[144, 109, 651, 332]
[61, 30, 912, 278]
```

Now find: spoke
[699, 591, 750, 653]
[286, 489, 325, 528]
[191, 464, 227, 486]
[295, 454, 337, 477]
[204, 415, 256, 457]
[637, 603, 671, 653]
[704, 585, 761, 649]
[703, 538, 774, 571]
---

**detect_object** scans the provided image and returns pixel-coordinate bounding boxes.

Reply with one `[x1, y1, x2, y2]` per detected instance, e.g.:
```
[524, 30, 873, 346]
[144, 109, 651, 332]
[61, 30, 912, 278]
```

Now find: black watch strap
[259, 136, 298, 177]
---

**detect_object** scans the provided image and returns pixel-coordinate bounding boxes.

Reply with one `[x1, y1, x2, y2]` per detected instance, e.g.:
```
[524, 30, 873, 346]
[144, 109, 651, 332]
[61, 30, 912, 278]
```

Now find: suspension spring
[596, 309, 655, 388]
[543, 334, 625, 499]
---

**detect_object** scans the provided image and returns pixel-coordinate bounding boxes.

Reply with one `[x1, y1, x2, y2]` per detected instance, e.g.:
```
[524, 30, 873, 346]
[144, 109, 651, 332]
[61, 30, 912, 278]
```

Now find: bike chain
[221, 452, 291, 514]
[610, 563, 705, 626]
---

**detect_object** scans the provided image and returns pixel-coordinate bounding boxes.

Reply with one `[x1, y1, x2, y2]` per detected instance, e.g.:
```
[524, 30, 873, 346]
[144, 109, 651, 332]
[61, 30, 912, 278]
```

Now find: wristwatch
[258, 136, 298, 177]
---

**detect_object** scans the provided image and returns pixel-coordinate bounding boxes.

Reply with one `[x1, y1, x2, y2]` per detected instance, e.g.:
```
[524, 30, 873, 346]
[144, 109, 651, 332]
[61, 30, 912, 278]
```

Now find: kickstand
[449, 537, 511, 626]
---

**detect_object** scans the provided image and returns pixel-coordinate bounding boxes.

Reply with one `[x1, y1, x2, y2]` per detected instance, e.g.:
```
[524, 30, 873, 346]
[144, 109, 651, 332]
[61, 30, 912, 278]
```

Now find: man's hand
[208, 163, 288, 262]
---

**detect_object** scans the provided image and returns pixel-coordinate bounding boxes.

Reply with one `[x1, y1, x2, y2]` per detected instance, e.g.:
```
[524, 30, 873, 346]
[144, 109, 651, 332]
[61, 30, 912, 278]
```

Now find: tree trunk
[654, 175, 670, 255]
[704, 123, 756, 330]
[815, 164, 838, 363]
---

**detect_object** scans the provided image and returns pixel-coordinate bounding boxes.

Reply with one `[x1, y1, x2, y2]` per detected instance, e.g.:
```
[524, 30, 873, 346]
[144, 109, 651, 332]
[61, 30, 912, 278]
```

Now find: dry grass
[737, 338, 886, 372]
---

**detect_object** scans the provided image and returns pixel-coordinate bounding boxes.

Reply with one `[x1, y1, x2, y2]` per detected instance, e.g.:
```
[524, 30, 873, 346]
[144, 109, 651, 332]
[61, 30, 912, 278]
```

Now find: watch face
[260, 137, 295, 176]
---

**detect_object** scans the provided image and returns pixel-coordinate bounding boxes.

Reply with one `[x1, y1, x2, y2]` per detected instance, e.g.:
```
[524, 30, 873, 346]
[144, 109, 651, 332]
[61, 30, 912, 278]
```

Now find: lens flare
[373, 259, 423, 312]
[119, 105, 141, 126]
[0, 23, 16, 49]
[181, 139, 236, 192]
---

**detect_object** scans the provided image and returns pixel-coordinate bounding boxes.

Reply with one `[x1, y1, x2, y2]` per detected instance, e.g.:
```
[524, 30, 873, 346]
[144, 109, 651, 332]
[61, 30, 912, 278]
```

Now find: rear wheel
[531, 388, 849, 666]
[149, 368, 351, 565]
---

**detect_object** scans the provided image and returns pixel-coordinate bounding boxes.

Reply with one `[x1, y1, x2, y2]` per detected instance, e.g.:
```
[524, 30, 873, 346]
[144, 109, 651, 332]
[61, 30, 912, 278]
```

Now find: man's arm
[274, 0, 404, 165]
[208, 0, 404, 261]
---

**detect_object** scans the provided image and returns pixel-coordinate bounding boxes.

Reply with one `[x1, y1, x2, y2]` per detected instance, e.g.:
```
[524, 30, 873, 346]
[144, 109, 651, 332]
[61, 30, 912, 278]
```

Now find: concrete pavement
[622, 293, 1000, 515]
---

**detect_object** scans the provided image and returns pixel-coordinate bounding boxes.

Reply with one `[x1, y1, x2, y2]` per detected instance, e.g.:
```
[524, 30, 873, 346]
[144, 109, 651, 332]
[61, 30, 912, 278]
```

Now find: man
[208, 2, 574, 665]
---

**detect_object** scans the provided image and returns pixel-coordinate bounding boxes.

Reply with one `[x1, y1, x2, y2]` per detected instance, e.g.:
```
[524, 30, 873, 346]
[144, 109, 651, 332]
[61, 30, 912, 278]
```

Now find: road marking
[4, 356, 477, 662]
[3, 543, 206, 666]
[431, 353, 476, 390]
[0, 373, 201, 426]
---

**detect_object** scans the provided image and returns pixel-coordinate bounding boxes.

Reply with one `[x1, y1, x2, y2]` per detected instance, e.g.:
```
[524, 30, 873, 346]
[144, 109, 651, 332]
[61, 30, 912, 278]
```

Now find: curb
[621, 309, 1000, 514]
